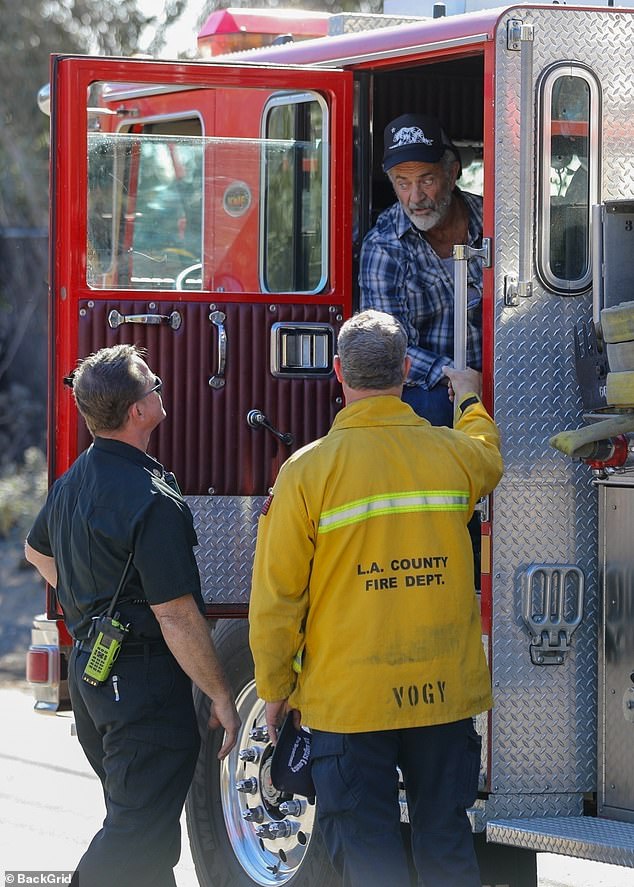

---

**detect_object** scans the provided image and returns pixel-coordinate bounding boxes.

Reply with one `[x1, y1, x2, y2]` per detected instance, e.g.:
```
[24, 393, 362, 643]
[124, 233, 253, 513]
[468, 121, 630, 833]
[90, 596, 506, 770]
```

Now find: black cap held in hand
[270, 713, 315, 798]
[383, 113, 461, 174]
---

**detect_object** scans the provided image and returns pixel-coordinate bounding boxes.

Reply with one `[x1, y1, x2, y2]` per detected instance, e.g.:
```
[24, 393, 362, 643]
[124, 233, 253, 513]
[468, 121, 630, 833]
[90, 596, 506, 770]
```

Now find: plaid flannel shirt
[359, 190, 483, 390]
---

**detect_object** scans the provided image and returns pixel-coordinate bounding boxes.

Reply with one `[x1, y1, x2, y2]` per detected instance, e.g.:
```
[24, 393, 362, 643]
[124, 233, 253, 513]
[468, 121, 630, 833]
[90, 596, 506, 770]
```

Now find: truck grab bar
[108, 309, 182, 330]
[208, 310, 227, 389]
[591, 203, 603, 327]
[453, 240, 491, 371]
[517, 24, 534, 300]
[504, 20, 535, 305]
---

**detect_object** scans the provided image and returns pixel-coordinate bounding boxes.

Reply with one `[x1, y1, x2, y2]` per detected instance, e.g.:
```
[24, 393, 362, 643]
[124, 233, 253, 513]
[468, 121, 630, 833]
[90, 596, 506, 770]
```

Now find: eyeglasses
[141, 376, 163, 398]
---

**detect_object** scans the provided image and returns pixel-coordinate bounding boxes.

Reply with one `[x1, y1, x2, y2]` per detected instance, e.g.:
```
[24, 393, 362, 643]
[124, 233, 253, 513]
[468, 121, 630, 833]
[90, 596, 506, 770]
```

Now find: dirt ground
[0, 529, 45, 688]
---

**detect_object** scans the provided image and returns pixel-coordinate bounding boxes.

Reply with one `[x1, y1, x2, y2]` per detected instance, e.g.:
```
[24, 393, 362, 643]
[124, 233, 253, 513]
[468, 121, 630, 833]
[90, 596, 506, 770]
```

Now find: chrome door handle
[209, 310, 227, 389]
[108, 309, 182, 330]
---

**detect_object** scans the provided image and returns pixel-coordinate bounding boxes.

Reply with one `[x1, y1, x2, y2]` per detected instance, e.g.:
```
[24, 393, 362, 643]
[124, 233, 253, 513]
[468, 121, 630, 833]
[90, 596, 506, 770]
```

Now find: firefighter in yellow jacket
[249, 309, 503, 887]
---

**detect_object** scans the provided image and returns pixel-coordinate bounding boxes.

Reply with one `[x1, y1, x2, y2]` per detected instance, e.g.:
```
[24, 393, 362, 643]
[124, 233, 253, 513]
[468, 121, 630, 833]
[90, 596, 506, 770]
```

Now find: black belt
[73, 638, 169, 656]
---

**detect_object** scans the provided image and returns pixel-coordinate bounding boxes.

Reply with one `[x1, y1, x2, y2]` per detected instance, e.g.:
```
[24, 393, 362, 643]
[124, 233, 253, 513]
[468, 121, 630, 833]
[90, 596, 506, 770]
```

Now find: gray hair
[440, 147, 460, 177]
[72, 344, 148, 437]
[337, 310, 408, 390]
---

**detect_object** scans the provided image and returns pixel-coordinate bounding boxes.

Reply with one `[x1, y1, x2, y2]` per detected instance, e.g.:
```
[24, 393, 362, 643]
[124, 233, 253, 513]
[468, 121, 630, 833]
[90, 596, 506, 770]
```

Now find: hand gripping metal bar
[452, 240, 491, 371]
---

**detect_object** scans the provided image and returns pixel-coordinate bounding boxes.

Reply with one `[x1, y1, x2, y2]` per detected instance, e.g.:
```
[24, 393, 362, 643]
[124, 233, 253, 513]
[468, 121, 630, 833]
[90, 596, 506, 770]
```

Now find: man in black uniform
[25, 344, 240, 887]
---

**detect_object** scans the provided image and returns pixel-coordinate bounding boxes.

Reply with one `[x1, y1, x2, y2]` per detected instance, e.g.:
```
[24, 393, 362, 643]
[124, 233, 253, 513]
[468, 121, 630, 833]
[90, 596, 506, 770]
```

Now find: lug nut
[235, 777, 258, 794]
[256, 820, 300, 839]
[279, 799, 306, 816]
[239, 746, 261, 763]
[243, 805, 265, 823]
[249, 726, 269, 742]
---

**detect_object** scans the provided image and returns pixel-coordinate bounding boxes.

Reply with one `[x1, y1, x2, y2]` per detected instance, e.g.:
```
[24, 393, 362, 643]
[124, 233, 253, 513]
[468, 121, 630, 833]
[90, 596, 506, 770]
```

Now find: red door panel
[76, 299, 343, 494]
[49, 56, 353, 485]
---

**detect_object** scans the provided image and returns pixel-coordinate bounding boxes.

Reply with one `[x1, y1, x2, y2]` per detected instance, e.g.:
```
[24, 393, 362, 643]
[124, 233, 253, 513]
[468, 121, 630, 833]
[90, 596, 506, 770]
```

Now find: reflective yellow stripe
[292, 644, 304, 674]
[318, 491, 469, 534]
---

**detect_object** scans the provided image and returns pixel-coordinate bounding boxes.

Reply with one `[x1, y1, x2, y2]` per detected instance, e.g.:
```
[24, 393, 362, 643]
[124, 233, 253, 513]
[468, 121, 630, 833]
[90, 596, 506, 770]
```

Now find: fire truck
[27, 4, 634, 885]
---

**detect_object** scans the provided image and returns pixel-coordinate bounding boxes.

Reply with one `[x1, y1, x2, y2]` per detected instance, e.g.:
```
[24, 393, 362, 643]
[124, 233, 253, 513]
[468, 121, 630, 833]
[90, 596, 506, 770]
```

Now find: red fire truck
[28, 4, 634, 885]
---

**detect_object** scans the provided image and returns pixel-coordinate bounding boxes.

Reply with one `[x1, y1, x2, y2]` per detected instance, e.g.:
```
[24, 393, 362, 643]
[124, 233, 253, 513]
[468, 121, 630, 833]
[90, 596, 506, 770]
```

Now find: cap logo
[270, 713, 315, 797]
[288, 734, 311, 773]
[389, 125, 434, 150]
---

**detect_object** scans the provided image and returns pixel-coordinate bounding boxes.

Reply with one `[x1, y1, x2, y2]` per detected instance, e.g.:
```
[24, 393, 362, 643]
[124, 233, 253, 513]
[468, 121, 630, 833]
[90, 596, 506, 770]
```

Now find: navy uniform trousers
[69, 644, 200, 887]
[311, 718, 482, 887]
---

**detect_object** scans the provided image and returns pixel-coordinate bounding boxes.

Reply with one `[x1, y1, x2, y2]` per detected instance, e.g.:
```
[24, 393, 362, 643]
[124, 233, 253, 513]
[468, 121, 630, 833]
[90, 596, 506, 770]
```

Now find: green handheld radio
[82, 552, 133, 687]
[82, 614, 130, 686]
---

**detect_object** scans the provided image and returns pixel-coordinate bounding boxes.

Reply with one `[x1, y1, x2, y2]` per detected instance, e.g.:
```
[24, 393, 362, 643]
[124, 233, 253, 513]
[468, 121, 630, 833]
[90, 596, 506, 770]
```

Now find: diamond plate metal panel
[487, 817, 634, 868]
[488, 5, 634, 808]
[187, 495, 266, 605]
[328, 13, 422, 34]
[485, 794, 582, 822]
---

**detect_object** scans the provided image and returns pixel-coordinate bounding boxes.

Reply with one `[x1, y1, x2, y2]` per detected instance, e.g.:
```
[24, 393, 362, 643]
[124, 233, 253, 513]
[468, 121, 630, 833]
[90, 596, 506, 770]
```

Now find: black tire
[185, 618, 341, 887]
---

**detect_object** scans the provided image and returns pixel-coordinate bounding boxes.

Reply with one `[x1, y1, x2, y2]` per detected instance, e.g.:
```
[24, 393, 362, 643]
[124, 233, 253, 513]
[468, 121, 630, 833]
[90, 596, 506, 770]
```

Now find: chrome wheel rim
[220, 680, 316, 885]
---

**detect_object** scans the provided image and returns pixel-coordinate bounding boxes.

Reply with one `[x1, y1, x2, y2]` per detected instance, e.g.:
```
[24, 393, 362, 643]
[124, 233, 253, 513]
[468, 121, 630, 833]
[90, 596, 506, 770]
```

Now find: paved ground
[1, 686, 632, 886]
[2, 533, 632, 886]
[0, 533, 44, 689]
[0, 686, 199, 884]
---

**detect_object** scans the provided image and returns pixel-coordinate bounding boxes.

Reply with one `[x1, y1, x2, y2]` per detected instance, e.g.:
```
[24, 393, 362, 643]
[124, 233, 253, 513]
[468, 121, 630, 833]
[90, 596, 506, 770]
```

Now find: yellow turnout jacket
[249, 393, 503, 733]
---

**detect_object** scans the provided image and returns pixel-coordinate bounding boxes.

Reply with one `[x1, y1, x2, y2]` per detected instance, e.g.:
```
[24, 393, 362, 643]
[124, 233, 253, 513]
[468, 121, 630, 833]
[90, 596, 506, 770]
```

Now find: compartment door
[49, 55, 353, 495]
[599, 483, 634, 822]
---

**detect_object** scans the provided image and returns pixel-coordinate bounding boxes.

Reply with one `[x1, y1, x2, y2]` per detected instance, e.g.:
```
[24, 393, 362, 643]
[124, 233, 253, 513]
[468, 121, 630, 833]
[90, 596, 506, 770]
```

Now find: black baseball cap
[383, 113, 461, 174]
[270, 713, 315, 798]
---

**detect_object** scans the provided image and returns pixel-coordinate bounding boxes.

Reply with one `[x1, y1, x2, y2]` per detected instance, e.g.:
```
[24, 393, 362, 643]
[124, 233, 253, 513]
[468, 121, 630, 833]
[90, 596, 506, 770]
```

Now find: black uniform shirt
[27, 437, 203, 641]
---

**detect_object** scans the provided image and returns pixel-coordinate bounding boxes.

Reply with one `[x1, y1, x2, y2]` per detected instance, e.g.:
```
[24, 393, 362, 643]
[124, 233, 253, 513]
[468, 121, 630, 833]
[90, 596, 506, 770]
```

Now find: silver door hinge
[507, 19, 534, 51]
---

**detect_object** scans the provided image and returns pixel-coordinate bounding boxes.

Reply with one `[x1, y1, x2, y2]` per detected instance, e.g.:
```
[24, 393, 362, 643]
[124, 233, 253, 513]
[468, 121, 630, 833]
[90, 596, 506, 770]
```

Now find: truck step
[487, 817, 634, 868]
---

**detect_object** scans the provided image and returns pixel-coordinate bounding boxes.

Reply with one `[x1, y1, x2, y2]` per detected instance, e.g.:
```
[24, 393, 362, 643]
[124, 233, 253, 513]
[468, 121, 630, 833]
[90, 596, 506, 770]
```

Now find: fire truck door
[49, 56, 353, 498]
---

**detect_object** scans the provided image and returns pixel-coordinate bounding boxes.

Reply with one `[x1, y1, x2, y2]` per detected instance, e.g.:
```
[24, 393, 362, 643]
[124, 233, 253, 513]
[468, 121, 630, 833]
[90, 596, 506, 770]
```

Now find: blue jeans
[311, 719, 482, 887]
[402, 384, 454, 427]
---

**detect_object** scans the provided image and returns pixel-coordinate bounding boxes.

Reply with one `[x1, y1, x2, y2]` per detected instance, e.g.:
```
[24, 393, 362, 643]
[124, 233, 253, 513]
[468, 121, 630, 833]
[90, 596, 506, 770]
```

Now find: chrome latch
[247, 410, 293, 447]
[521, 564, 584, 664]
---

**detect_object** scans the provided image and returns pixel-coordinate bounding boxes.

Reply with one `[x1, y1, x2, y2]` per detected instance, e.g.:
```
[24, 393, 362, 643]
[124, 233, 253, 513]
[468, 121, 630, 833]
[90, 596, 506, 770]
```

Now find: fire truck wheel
[185, 618, 341, 887]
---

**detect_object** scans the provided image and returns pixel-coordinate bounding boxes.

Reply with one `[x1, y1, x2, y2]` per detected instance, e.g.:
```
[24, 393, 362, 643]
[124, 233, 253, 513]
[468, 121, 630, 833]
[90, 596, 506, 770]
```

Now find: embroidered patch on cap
[382, 113, 461, 175]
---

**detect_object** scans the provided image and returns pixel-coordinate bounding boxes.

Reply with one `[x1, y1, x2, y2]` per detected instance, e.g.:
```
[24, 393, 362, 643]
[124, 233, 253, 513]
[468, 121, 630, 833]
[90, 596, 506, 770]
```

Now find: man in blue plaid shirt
[360, 113, 483, 426]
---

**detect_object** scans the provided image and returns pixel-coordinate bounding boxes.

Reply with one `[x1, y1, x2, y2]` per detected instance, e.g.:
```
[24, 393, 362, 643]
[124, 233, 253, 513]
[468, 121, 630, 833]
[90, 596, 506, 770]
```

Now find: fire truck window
[537, 66, 600, 294]
[87, 117, 203, 290]
[87, 138, 116, 282]
[262, 94, 327, 294]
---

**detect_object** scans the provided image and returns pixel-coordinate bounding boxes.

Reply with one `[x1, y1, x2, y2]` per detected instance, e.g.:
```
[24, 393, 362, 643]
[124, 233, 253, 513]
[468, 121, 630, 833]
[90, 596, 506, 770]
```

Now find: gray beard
[408, 208, 443, 231]
[406, 190, 453, 232]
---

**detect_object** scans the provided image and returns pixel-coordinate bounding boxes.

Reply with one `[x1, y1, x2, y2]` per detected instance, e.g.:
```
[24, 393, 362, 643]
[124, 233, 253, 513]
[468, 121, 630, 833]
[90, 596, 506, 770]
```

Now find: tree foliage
[0, 1, 183, 463]
[1, 0, 383, 465]
[0, 0, 187, 227]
